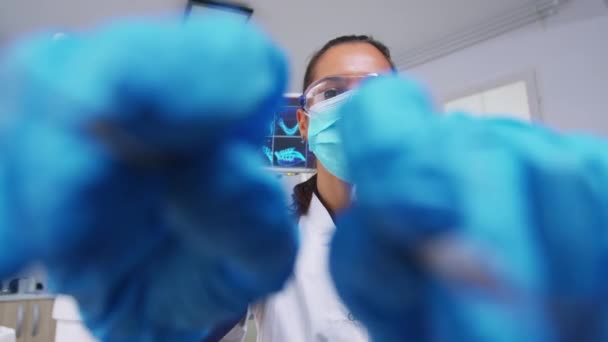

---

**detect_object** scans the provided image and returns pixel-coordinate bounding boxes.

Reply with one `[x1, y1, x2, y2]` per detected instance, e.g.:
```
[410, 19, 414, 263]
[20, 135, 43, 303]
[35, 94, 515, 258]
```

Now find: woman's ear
[296, 108, 309, 140]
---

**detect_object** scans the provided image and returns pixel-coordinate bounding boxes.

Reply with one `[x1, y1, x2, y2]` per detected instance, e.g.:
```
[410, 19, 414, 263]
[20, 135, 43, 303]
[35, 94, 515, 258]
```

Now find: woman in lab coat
[219, 35, 398, 342]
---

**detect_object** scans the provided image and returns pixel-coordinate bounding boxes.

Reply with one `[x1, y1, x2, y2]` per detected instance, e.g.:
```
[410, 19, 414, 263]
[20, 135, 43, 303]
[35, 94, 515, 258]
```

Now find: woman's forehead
[312, 43, 393, 83]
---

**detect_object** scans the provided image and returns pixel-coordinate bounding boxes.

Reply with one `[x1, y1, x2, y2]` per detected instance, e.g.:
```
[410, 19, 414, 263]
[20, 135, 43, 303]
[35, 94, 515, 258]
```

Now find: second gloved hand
[329, 76, 608, 342]
[0, 15, 297, 342]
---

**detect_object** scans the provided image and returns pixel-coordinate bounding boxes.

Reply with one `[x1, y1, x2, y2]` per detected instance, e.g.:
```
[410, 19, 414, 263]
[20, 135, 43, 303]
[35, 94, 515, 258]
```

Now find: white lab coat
[225, 193, 369, 342]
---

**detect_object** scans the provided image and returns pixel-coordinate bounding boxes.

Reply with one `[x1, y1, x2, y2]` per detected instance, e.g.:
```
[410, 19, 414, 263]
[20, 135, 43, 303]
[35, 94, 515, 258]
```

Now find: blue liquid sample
[274, 147, 306, 167]
[277, 117, 299, 136]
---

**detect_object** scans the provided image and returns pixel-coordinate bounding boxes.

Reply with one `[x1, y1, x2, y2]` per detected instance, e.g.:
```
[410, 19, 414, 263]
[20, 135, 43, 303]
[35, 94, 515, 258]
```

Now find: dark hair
[302, 35, 397, 92]
[292, 35, 396, 217]
[291, 174, 318, 217]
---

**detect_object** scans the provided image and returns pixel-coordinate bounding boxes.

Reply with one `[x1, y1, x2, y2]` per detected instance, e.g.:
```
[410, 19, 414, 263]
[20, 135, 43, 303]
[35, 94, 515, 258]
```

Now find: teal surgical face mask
[307, 90, 353, 182]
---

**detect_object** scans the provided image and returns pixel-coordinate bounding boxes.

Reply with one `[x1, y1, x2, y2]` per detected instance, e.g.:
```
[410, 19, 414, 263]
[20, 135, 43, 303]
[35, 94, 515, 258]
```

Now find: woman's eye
[323, 89, 340, 100]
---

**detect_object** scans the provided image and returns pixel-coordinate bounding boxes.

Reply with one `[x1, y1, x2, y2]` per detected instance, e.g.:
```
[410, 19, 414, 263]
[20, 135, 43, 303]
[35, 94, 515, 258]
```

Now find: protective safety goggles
[299, 73, 379, 115]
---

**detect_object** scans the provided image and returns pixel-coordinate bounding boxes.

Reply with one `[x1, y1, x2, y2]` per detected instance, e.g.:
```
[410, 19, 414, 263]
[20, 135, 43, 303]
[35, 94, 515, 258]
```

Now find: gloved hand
[0, 15, 297, 342]
[330, 76, 608, 342]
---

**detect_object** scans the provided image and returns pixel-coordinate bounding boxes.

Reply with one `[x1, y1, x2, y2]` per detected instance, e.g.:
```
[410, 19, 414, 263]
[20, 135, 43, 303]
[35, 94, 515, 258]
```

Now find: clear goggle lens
[300, 73, 379, 115]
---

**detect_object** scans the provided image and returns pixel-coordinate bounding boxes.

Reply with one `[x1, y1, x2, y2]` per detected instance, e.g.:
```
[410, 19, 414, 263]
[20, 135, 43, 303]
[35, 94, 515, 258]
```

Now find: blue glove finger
[340, 76, 459, 243]
[520, 131, 608, 340]
[2, 14, 287, 152]
[125, 143, 298, 331]
[331, 75, 608, 341]
[424, 116, 554, 342]
[167, 142, 298, 292]
[444, 117, 608, 341]
[0, 15, 296, 342]
[331, 76, 459, 341]
[71, 15, 287, 150]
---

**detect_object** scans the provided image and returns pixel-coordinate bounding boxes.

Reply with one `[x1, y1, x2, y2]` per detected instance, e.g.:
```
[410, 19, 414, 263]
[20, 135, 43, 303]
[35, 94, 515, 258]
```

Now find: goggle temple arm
[299, 94, 306, 110]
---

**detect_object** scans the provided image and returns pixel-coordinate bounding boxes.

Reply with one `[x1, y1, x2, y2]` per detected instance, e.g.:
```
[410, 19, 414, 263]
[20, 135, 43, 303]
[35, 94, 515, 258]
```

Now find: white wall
[0, 0, 563, 93]
[0, 0, 185, 46]
[408, 0, 608, 136]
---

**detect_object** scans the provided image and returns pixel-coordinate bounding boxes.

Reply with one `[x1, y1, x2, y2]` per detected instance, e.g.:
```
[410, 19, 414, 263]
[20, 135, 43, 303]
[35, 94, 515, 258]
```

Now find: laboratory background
[1, 0, 607, 341]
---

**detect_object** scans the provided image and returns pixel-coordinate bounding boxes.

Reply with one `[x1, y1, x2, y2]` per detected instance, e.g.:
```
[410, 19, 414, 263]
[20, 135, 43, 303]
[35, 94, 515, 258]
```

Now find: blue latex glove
[330, 76, 608, 342]
[0, 15, 297, 342]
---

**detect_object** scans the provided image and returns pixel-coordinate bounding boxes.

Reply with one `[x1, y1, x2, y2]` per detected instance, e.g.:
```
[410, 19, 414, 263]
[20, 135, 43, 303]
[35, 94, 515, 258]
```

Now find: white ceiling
[0, 0, 536, 90]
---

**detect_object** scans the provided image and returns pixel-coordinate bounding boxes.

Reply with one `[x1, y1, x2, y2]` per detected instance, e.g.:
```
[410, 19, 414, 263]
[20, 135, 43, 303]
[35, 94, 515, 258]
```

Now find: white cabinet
[444, 76, 539, 122]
